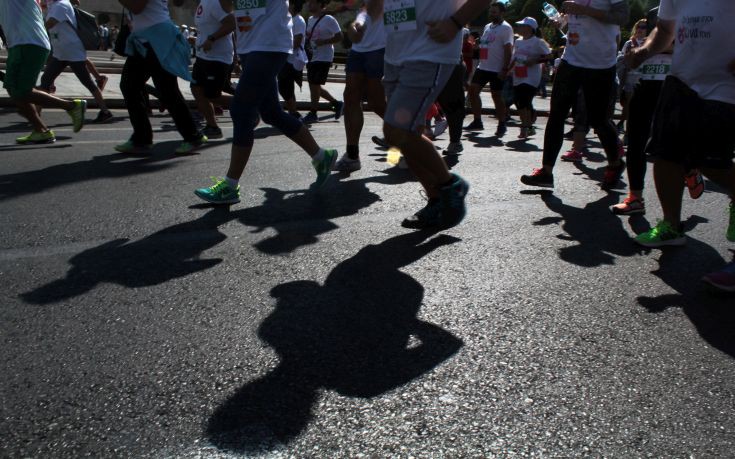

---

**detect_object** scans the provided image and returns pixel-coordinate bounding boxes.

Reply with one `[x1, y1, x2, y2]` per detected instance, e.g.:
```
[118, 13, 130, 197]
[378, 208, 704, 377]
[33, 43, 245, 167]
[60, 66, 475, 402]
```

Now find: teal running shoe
[176, 135, 208, 154]
[312, 149, 337, 188]
[194, 177, 240, 204]
[67, 99, 86, 133]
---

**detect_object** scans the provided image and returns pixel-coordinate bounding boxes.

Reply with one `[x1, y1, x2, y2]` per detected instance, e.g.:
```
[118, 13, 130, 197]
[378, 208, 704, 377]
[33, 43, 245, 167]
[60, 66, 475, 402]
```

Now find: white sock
[225, 176, 238, 187]
[312, 149, 325, 163]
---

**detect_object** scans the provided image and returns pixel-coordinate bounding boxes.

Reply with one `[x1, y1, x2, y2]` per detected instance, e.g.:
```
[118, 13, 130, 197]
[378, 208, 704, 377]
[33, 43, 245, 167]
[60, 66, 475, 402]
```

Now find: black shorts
[278, 62, 303, 101]
[649, 76, 735, 169]
[471, 69, 504, 92]
[513, 83, 536, 110]
[307, 61, 331, 85]
[191, 58, 232, 99]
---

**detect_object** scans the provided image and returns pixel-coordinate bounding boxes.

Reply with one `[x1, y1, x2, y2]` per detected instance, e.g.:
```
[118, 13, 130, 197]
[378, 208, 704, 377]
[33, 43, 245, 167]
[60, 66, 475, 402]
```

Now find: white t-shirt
[384, 0, 464, 66]
[0, 0, 50, 49]
[287, 13, 307, 70]
[512, 36, 551, 87]
[234, 0, 292, 55]
[477, 21, 514, 72]
[306, 14, 341, 63]
[351, 9, 386, 53]
[658, 0, 735, 105]
[129, 0, 170, 32]
[195, 0, 234, 64]
[561, 0, 623, 69]
[47, 0, 86, 62]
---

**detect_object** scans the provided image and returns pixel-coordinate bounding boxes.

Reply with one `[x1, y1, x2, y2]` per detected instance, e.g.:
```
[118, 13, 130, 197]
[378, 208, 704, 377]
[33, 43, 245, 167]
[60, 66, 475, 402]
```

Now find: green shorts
[4, 44, 49, 98]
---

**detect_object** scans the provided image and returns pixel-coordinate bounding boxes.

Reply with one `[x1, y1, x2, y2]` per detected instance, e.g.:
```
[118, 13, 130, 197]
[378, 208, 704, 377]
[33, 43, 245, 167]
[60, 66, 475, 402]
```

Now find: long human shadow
[637, 236, 735, 359]
[20, 172, 410, 303]
[206, 230, 464, 453]
[0, 146, 193, 202]
[532, 191, 642, 267]
[20, 207, 232, 305]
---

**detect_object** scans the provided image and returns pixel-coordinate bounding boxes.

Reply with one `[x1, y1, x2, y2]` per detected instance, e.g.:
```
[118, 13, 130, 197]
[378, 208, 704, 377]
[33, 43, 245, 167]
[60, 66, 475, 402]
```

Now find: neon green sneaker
[175, 135, 208, 154]
[634, 220, 686, 247]
[311, 148, 337, 188]
[16, 130, 56, 144]
[194, 177, 240, 204]
[727, 202, 735, 242]
[67, 99, 86, 133]
[114, 140, 152, 154]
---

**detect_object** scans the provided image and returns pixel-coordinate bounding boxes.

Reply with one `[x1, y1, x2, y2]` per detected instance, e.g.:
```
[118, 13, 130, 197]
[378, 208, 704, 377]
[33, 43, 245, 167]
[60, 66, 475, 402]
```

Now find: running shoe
[560, 147, 586, 162]
[194, 177, 240, 204]
[528, 126, 536, 136]
[371, 136, 389, 148]
[728, 202, 735, 242]
[96, 75, 108, 91]
[402, 199, 441, 229]
[312, 149, 338, 188]
[495, 123, 507, 137]
[611, 196, 645, 216]
[443, 141, 464, 155]
[520, 168, 554, 188]
[114, 140, 152, 154]
[439, 173, 470, 228]
[464, 119, 484, 131]
[333, 101, 344, 120]
[634, 220, 686, 247]
[94, 110, 113, 123]
[67, 99, 86, 133]
[302, 112, 318, 123]
[16, 130, 56, 144]
[684, 170, 704, 200]
[334, 153, 361, 172]
[289, 111, 303, 120]
[433, 118, 448, 138]
[602, 159, 626, 189]
[701, 260, 735, 293]
[518, 127, 529, 139]
[175, 135, 208, 154]
[202, 125, 224, 139]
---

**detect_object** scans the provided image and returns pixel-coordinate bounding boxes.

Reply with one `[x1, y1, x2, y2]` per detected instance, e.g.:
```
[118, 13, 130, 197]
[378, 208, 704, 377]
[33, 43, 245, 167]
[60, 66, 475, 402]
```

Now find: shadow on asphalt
[205, 230, 464, 453]
[20, 171, 412, 304]
[0, 140, 228, 202]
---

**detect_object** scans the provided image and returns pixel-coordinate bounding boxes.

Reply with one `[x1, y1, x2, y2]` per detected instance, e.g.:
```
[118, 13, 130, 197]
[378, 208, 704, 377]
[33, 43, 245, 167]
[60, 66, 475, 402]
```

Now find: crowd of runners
[0, 0, 733, 292]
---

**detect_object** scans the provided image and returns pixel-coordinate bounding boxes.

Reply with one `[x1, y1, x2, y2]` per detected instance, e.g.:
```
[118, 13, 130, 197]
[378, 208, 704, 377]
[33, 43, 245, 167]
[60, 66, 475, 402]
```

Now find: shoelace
[208, 177, 229, 192]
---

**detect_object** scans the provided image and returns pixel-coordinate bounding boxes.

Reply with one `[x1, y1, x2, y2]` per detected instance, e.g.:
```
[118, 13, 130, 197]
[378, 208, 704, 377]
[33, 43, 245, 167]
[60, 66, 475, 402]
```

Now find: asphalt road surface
[1, 108, 734, 457]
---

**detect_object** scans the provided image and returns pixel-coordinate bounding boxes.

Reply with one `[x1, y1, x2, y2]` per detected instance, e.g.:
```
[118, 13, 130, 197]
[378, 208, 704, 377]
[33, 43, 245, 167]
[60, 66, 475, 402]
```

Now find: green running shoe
[176, 135, 208, 154]
[727, 202, 735, 242]
[16, 130, 55, 144]
[311, 148, 337, 188]
[194, 177, 240, 204]
[634, 220, 686, 247]
[67, 99, 86, 133]
[114, 140, 152, 154]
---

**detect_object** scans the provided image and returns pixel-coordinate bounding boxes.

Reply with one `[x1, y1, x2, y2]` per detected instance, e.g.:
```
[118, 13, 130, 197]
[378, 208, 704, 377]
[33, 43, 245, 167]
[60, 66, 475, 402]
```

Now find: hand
[202, 39, 213, 52]
[562, 1, 587, 16]
[427, 19, 459, 44]
[625, 46, 649, 70]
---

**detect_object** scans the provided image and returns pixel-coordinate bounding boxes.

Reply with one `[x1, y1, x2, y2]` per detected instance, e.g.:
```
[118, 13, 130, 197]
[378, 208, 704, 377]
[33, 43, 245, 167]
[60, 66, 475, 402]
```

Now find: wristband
[449, 15, 462, 30]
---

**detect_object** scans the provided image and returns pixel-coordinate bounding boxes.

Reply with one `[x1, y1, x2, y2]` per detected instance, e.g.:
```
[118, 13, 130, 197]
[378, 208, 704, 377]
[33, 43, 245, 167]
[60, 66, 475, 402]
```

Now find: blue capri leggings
[231, 52, 303, 147]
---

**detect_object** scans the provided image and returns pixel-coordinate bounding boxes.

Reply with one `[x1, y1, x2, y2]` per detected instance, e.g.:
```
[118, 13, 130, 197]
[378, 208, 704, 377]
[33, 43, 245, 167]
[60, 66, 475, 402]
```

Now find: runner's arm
[45, 18, 59, 29]
[626, 18, 675, 69]
[427, 0, 492, 44]
[562, 1, 629, 26]
[365, 0, 382, 22]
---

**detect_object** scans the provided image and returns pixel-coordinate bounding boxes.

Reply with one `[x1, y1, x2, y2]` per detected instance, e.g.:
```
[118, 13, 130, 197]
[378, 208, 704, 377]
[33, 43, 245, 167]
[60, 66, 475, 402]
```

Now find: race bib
[384, 0, 416, 33]
[235, 0, 266, 32]
[640, 63, 670, 76]
[479, 43, 488, 60]
[514, 65, 528, 78]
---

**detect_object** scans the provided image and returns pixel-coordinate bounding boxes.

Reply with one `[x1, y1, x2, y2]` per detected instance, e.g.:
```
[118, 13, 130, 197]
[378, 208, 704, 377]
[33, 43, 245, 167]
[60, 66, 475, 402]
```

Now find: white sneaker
[334, 153, 361, 172]
[443, 141, 464, 155]
[433, 118, 448, 138]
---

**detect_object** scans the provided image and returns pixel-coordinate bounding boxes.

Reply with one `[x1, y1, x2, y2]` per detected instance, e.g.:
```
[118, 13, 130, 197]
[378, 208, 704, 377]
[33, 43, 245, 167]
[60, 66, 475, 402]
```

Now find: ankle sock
[225, 176, 238, 187]
[312, 149, 325, 163]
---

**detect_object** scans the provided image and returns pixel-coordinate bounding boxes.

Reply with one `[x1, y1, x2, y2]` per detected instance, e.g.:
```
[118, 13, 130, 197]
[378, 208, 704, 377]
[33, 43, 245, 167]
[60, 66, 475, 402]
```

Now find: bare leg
[309, 83, 320, 112]
[469, 83, 482, 120]
[85, 59, 102, 80]
[344, 72, 365, 146]
[319, 87, 337, 104]
[365, 78, 386, 119]
[652, 158, 686, 227]
[490, 90, 506, 123]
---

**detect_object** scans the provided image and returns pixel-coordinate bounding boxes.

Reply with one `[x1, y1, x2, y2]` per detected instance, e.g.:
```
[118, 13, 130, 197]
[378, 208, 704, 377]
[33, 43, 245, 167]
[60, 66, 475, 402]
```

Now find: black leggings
[626, 79, 663, 191]
[436, 64, 466, 144]
[543, 61, 619, 167]
[40, 57, 97, 94]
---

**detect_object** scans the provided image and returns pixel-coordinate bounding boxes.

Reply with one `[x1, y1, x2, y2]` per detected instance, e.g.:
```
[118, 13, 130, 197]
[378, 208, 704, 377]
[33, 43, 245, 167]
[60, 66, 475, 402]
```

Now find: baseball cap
[515, 17, 538, 31]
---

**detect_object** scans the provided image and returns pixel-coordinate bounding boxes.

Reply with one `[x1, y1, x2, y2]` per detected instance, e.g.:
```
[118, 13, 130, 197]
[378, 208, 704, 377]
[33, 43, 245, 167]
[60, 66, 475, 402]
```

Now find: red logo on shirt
[567, 32, 580, 46]
[238, 15, 253, 32]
